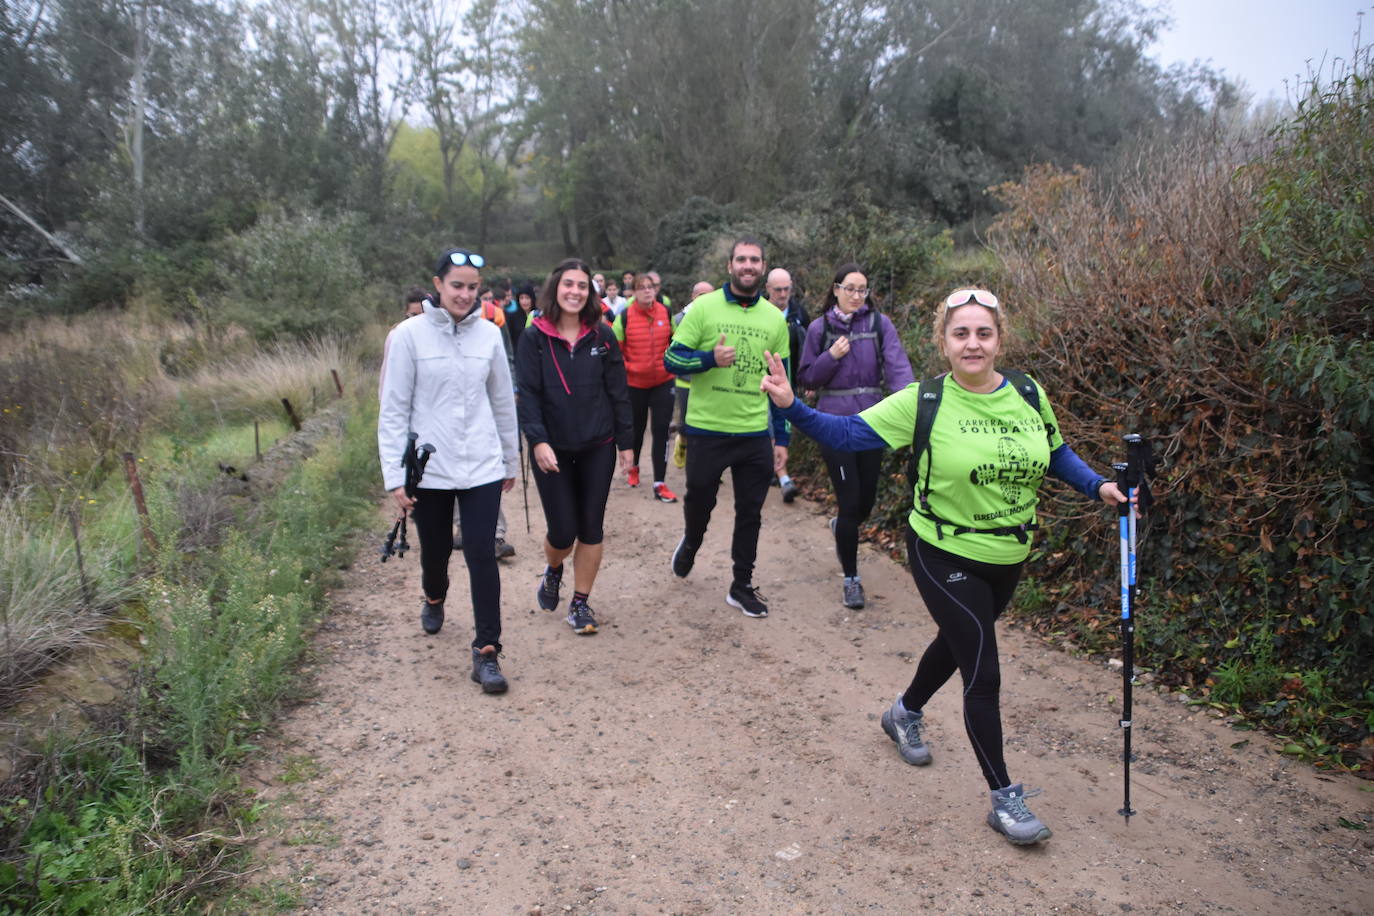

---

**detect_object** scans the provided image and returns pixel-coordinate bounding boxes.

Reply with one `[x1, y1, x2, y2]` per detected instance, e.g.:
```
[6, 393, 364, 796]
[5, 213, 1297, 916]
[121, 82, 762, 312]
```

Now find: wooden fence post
[331, 368, 344, 397]
[121, 452, 159, 554]
[281, 398, 302, 431]
[68, 509, 92, 605]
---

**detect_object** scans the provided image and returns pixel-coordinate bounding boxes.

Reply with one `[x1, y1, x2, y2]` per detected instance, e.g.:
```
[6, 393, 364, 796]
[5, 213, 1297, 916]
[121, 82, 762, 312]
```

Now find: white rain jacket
[378, 300, 518, 492]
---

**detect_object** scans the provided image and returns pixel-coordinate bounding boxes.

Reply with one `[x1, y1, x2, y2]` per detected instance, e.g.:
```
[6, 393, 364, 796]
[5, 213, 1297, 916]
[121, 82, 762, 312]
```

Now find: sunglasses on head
[449, 251, 486, 269]
[944, 289, 999, 310]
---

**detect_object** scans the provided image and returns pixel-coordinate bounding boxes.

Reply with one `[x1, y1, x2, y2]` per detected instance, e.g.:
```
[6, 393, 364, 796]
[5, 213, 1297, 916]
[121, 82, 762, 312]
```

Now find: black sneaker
[781, 480, 800, 503]
[536, 565, 563, 610]
[565, 598, 598, 635]
[494, 537, 516, 559]
[470, 647, 508, 694]
[726, 582, 769, 618]
[420, 599, 444, 635]
[671, 536, 699, 578]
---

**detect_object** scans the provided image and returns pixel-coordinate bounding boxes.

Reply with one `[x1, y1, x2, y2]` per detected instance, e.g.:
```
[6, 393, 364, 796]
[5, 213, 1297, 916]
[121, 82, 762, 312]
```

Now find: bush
[983, 49, 1373, 766]
[220, 208, 370, 342]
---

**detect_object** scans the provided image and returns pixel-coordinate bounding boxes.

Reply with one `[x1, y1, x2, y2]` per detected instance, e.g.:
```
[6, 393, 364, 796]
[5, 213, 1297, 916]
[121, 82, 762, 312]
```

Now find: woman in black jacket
[517, 258, 633, 635]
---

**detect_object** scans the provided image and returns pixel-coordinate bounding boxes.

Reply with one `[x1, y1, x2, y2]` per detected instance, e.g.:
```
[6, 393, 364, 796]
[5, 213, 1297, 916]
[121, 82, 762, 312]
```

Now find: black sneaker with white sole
[671, 536, 699, 578]
[726, 582, 769, 618]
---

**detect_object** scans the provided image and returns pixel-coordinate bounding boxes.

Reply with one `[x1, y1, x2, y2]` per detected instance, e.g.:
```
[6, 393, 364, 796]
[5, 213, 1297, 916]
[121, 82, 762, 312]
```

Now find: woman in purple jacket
[797, 263, 915, 609]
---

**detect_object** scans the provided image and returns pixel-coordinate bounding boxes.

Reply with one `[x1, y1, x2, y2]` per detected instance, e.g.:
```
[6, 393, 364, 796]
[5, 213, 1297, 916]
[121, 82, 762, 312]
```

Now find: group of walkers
[378, 239, 1130, 846]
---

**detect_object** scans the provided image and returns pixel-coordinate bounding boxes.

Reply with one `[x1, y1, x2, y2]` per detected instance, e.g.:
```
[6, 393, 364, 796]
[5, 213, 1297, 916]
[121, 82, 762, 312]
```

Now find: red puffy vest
[617, 302, 673, 388]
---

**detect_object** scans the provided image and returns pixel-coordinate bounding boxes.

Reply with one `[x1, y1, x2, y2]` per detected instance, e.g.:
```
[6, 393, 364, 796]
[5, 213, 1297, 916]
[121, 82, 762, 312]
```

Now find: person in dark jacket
[505, 283, 536, 352]
[797, 262, 915, 609]
[766, 267, 807, 502]
[516, 258, 633, 635]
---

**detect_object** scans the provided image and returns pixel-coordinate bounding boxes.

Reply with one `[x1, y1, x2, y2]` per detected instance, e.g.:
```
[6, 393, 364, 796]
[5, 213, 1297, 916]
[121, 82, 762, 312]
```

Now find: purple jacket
[797, 305, 915, 416]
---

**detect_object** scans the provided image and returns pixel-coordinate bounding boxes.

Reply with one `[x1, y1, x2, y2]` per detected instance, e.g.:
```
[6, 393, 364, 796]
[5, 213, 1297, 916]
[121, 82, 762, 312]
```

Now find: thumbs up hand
[712, 332, 737, 367]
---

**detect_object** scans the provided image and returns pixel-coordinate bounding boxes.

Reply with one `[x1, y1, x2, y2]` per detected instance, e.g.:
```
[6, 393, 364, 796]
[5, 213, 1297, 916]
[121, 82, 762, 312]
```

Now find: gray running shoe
[781, 480, 800, 503]
[881, 698, 932, 765]
[987, 784, 1052, 845]
[842, 577, 865, 609]
[671, 536, 699, 578]
[494, 537, 515, 559]
[565, 598, 598, 635]
[726, 582, 769, 618]
[470, 647, 508, 694]
[420, 599, 444, 635]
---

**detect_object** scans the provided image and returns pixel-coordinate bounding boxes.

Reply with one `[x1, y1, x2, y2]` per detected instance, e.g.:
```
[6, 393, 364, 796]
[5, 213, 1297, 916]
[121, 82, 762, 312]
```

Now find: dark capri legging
[531, 440, 617, 549]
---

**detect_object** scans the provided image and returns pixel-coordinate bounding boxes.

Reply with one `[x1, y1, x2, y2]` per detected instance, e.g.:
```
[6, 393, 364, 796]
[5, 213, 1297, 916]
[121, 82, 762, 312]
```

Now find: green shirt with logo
[672, 289, 789, 434]
[859, 375, 1065, 564]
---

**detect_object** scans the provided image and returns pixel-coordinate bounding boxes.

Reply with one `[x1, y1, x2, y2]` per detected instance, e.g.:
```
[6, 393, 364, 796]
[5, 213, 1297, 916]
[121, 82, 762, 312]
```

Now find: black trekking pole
[1114, 433, 1153, 821]
[380, 433, 434, 562]
[520, 439, 531, 534]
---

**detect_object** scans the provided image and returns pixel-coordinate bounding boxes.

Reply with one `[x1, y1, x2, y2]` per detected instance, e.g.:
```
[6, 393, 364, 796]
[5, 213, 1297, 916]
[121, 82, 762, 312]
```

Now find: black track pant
[531, 440, 616, 549]
[629, 381, 675, 483]
[819, 443, 884, 577]
[901, 529, 1024, 791]
[410, 482, 504, 651]
[682, 434, 773, 586]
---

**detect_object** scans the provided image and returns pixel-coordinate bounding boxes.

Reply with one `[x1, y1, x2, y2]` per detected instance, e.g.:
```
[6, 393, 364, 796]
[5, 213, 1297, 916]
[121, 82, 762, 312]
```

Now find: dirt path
[246, 460, 1373, 914]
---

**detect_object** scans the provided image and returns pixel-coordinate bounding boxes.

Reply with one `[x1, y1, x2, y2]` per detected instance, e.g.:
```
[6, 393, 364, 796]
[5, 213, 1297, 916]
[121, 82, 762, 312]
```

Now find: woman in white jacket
[378, 248, 519, 694]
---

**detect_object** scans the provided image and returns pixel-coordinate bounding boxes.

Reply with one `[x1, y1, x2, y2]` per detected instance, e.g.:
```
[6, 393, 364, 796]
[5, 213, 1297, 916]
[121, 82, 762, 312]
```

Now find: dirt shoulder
[245, 461, 1374, 914]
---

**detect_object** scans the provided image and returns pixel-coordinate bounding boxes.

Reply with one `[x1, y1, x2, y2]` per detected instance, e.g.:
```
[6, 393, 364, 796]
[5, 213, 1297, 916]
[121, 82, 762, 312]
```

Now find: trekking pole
[520, 439, 531, 534]
[1114, 433, 1152, 821]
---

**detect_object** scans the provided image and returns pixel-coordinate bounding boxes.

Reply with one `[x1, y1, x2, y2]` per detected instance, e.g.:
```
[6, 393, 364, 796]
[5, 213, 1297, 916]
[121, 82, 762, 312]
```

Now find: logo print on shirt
[970, 436, 1036, 504]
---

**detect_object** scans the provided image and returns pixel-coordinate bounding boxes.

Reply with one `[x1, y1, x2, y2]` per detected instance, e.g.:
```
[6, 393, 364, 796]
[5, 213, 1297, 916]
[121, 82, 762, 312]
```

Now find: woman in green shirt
[760, 288, 1128, 846]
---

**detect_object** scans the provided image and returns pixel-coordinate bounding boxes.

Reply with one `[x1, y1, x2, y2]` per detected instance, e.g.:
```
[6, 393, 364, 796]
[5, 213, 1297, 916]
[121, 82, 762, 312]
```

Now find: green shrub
[221, 208, 370, 342]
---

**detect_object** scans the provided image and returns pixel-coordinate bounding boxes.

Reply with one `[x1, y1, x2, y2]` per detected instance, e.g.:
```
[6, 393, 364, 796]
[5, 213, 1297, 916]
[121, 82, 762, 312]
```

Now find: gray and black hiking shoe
[565, 598, 598, 635]
[881, 697, 932, 765]
[494, 537, 516, 559]
[420, 599, 445, 635]
[671, 536, 699, 578]
[842, 576, 865, 609]
[470, 647, 508, 694]
[536, 565, 563, 611]
[726, 582, 769, 618]
[987, 783, 1052, 845]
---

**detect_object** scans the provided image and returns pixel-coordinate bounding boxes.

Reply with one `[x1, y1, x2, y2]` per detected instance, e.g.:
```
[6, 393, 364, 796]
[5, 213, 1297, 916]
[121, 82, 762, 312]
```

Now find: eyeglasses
[449, 251, 486, 269]
[835, 284, 869, 297]
[944, 289, 999, 309]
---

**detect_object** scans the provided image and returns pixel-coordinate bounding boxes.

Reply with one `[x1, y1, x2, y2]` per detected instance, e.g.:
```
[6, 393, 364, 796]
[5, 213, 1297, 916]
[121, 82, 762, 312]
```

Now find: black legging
[531, 440, 617, 549]
[682, 434, 773, 586]
[819, 443, 884, 577]
[410, 482, 504, 651]
[629, 381, 674, 482]
[901, 529, 1024, 791]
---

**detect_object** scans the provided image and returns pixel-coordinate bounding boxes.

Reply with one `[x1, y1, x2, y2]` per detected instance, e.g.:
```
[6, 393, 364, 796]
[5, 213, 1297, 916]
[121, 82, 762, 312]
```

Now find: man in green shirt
[664, 238, 790, 618]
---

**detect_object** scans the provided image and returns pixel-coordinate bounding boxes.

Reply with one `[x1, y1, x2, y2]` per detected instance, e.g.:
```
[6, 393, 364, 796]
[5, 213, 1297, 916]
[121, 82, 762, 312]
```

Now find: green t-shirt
[673, 289, 789, 433]
[859, 375, 1065, 564]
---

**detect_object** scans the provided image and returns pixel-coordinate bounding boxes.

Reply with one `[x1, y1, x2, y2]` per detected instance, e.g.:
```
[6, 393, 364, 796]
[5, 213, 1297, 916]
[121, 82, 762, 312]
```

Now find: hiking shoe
[881, 698, 932, 766]
[653, 482, 678, 503]
[470, 647, 508, 694]
[671, 536, 699, 578]
[781, 480, 800, 503]
[726, 582, 769, 618]
[672, 435, 686, 468]
[565, 598, 598, 635]
[420, 599, 445, 635]
[987, 784, 1052, 845]
[627, 467, 640, 487]
[843, 577, 866, 609]
[536, 565, 563, 611]
[494, 537, 515, 559]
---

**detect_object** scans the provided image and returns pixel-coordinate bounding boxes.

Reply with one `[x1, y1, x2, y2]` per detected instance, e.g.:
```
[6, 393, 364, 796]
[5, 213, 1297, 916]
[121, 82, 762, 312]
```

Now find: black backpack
[906, 369, 1056, 544]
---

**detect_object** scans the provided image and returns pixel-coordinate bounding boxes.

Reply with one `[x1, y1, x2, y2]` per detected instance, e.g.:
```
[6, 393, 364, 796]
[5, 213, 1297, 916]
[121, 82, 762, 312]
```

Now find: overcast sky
[1148, 1, 1371, 102]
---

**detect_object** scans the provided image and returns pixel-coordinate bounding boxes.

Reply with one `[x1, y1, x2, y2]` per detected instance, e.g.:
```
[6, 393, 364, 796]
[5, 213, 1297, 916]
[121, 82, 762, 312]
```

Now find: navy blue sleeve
[771, 358, 792, 446]
[666, 340, 716, 376]
[779, 399, 887, 451]
[1049, 443, 1106, 499]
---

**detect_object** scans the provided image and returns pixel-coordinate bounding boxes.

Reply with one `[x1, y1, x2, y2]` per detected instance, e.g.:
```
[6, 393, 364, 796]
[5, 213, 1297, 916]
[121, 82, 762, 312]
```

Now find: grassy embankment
[0, 314, 384, 912]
